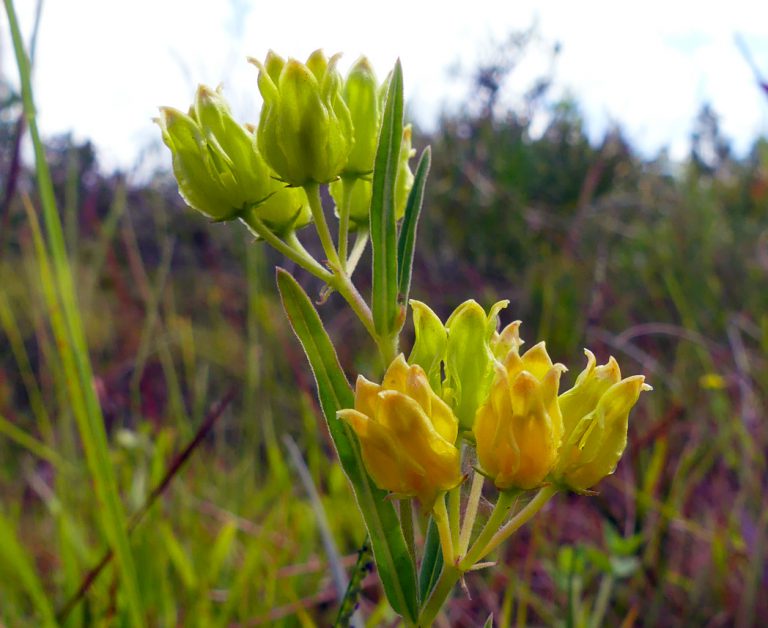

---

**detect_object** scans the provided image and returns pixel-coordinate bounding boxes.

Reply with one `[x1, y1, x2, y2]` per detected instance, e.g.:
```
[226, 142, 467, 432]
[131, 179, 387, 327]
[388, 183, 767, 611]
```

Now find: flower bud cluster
[157, 86, 309, 231]
[341, 299, 651, 504]
[159, 51, 414, 232]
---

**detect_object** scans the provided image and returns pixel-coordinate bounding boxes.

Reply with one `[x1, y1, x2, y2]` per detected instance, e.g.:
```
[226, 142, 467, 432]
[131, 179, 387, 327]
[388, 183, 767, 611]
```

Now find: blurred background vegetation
[1, 28, 767, 627]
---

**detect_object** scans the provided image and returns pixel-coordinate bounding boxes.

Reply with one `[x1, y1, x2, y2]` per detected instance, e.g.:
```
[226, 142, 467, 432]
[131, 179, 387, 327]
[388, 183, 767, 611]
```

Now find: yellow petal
[354, 375, 382, 418]
[519, 342, 555, 381]
[382, 354, 410, 394]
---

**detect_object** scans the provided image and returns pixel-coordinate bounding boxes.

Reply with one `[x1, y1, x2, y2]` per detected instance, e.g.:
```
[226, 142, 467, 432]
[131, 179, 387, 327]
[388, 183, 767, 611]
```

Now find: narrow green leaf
[276, 268, 419, 621]
[418, 515, 444, 602]
[6, 0, 145, 623]
[397, 146, 431, 306]
[0, 511, 57, 627]
[370, 60, 403, 336]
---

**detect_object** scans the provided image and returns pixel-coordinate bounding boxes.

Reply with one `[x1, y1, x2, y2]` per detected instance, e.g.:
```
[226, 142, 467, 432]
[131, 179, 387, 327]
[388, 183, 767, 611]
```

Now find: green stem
[448, 485, 461, 558]
[337, 177, 356, 270]
[417, 565, 461, 627]
[304, 182, 341, 269]
[459, 489, 516, 571]
[458, 471, 485, 558]
[472, 486, 557, 563]
[239, 214, 332, 283]
[330, 271, 380, 348]
[346, 227, 369, 276]
[431, 494, 455, 566]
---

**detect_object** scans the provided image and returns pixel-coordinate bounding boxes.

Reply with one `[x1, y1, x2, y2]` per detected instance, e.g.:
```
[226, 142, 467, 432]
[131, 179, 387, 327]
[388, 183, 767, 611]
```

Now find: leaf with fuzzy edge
[370, 60, 403, 336]
[276, 269, 419, 621]
[397, 147, 431, 309]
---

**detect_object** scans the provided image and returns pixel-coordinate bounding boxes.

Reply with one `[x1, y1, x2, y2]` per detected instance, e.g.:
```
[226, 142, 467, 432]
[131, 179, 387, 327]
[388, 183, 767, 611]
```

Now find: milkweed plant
[158, 50, 651, 626]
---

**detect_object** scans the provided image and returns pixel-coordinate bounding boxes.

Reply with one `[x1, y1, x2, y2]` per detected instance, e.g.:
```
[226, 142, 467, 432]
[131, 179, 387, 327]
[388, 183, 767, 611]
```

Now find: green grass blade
[4, 2, 145, 624]
[0, 510, 57, 626]
[0, 291, 53, 440]
[370, 60, 404, 336]
[0, 411, 66, 468]
[276, 268, 419, 621]
[396, 146, 431, 308]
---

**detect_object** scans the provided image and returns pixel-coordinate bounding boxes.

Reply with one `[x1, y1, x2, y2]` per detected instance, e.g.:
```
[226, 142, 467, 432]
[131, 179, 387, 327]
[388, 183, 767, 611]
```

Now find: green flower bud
[327, 60, 414, 228]
[329, 177, 373, 225]
[251, 49, 353, 186]
[158, 85, 309, 232]
[343, 56, 381, 176]
[444, 299, 509, 431]
[395, 124, 416, 217]
[408, 300, 448, 392]
[328, 126, 414, 228]
[405, 299, 510, 431]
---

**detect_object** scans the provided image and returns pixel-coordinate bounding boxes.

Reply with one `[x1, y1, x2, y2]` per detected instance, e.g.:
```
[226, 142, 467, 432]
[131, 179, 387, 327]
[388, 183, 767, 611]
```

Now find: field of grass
[1, 6, 768, 626]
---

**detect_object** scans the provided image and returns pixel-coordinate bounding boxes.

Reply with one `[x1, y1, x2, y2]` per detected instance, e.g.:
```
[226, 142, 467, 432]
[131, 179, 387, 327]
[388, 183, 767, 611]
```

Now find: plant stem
[346, 227, 369, 276]
[239, 214, 332, 283]
[472, 486, 557, 563]
[431, 494, 455, 566]
[304, 182, 341, 269]
[459, 489, 516, 571]
[458, 471, 485, 558]
[337, 177, 356, 270]
[448, 485, 461, 558]
[330, 270, 380, 348]
[417, 565, 461, 627]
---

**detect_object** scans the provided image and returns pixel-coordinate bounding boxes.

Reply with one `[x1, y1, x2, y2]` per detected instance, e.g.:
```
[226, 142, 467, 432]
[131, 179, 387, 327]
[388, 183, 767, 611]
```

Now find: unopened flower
[443, 299, 509, 431]
[338, 355, 461, 507]
[251, 50, 353, 186]
[554, 350, 651, 491]
[157, 85, 309, 231]
[329, 58, 415, 227]
[474, 342, 566, 490]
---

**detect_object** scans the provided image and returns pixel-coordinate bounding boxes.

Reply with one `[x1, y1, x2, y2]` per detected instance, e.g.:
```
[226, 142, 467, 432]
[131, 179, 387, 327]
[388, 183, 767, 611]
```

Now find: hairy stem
[458, 471, 485, 558]
[470, 486, 557, 564]
[304, 182, 341, 269]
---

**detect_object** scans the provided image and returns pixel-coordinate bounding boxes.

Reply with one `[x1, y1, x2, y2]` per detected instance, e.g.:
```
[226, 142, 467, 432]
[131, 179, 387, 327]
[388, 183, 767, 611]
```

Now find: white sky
[3, 0, 768, 173]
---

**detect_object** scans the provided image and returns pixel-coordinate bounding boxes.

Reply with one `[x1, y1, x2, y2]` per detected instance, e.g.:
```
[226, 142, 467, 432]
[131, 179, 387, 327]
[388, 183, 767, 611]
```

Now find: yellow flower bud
[338, 355, 461, 507]
[555, 350, 652, 491]
[251, 50, 353, 186]
[474, 342, 566, 490]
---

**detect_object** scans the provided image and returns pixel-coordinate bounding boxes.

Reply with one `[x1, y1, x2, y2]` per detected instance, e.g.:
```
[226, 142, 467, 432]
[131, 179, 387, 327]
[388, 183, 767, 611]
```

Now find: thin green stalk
[6, 2, 145, 623]
[337, 177, 357, 270]
[0, 511, 57, 627]
[330, 270, 391, 361]
[459, 489, 517, 571]
[458, 471, 485, 558]
[448, 485, 461, 557]
[417, 565, 461, 627]
[0, 291, 52, 440]
[346, 227, 369, 276]
[304, 182, 342, 269]
[590, 574, 614, 628]
[239, 213, 333, 282]
[432, 494, 455, 566]
[0, 411, 66, 468]
[472, 486, 557, 562]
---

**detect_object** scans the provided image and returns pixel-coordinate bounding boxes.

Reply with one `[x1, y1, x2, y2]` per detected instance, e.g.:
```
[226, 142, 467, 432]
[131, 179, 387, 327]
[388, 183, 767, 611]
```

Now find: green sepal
[407, 299, 447, 392]
[444, 299, 509, 431]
